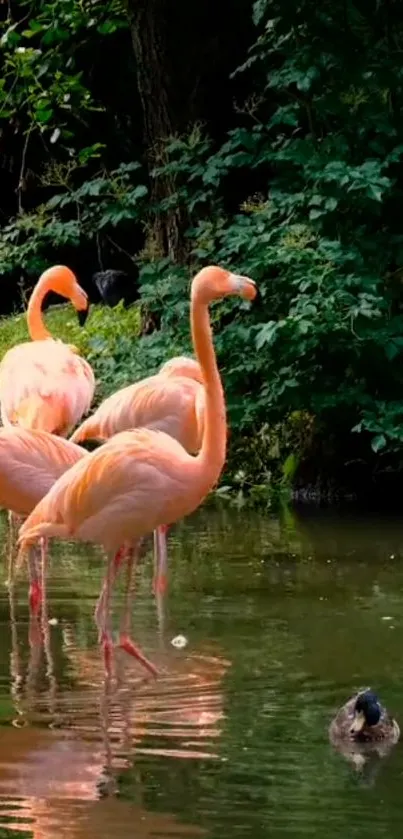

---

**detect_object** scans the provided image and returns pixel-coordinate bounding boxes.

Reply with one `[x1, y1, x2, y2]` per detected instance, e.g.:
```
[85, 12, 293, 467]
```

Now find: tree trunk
[123, 0, 183, 261]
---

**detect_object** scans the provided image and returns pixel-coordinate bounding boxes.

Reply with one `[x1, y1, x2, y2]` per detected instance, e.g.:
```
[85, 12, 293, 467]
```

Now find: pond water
[0, 506, 402, 838]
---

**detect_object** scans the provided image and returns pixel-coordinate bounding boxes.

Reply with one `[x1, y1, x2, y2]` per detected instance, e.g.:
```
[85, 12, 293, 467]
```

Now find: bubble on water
[171, 634, 188, 649]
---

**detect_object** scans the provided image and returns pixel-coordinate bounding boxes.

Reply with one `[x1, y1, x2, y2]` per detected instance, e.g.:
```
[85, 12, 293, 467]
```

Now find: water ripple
[0, 509, 402, 838]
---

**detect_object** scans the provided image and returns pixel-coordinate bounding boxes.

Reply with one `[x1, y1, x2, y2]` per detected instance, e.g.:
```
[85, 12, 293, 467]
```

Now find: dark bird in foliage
[92, 268, 162, 336]
[92, 270, 139, 308]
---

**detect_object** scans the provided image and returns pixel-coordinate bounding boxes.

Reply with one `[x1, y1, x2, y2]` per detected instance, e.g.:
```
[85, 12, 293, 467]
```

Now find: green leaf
[282, 453, 299, 482]
[46, 194, 63, 210]
[97, 20, 122, 34]
[371, 434, 386, 453]
[384, 342, 401, 361]
[367, 184, 384, 202]
[309, 208, 324, 221]
[78, 143, 106, 164]
[309, 194, 323, 207]
[296, 67, 318, 93]
[35, 107, 53, 123]
[252, 0, 268, 25]
[129, 184, 148, 201]
[256, 321, 278, 349]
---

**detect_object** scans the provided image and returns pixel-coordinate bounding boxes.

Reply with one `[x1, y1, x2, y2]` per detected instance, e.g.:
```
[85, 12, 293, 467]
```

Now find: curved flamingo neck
[191, 291, 226, 482]
[26, 276, 54, 341]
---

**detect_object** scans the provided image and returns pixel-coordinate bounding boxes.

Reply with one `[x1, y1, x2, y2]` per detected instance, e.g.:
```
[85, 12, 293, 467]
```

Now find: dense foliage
[2, 0, 403, 498]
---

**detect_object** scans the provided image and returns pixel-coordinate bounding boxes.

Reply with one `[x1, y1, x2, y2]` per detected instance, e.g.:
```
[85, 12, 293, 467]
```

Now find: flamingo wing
[0, 427, 85, 515]
[71, 375, 203, 452]
[0, 341, 95, 435]
[19, 429, 198, 552]
[159, 355, 204, 384]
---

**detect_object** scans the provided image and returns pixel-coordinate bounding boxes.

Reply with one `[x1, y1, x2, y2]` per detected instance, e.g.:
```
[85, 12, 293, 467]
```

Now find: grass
[0, 300, 140, 358]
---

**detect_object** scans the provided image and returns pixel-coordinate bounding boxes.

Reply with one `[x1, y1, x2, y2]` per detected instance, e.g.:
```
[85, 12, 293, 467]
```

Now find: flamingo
[0, 265, 95, 437]
[70, 354, 205, 595]
[18, 265, 257, 677]
[0, 426, 86, 612]
[158, 355, 204, 382]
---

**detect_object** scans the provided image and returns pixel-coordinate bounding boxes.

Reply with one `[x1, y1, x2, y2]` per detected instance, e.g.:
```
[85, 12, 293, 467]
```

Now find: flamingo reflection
[62, 585, 230, 761]
[3, 595, 207, 838]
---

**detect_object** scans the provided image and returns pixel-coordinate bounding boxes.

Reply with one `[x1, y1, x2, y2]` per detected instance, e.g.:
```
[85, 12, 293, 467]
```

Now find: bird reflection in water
[63, 581, 231, 761]
[0, 587, 215, 839]
[330, 737, 397, 787]
[8, 559, 57, 729]
[0, 574, 228, 836]
[0, 682, 206, 838]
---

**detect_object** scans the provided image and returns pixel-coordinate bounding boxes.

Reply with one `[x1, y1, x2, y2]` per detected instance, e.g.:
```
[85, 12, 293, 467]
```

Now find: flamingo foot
[101, 631, 114, 676]
[119, 633, 158, 678]
[29, 580, 42, 616]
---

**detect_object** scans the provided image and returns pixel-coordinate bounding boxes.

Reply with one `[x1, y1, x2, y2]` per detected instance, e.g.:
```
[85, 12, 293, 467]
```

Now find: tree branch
[17, 128, 31, 215]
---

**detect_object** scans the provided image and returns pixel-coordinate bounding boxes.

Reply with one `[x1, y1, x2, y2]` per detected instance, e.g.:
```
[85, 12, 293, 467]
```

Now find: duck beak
[350, 710, 366, 734]
[77, 304, 90, 327]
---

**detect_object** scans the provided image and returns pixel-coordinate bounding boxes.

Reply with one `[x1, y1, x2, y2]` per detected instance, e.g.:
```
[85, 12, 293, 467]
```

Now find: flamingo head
[191, 266, 257, 305]
[39, 265, 90, 326]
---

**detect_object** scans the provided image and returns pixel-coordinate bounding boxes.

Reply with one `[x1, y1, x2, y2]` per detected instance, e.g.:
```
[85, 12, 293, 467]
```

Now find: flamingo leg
[155, 582, 166, 639]
[6, 510, 21, 588]
[98, 552, 116, 677]
[40, 537, 48, 614]
[152, 524, 169, 596]
[40, 554, 57, 721]
[118, 544, 137, 640]
[27, 610, 43, 700]
[118, 543, 158, 678]
[28, 546, 42, 617]
[7, 510, 14, 587]
[94, 543, 127, 633]
[7, 546, 14, 590]
[8, 580, 25, 725]
[95, 543, 136, 675]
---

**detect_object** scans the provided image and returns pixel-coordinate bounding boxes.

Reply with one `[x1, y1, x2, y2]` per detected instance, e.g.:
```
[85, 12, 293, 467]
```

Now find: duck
[329, 688, 400, 746]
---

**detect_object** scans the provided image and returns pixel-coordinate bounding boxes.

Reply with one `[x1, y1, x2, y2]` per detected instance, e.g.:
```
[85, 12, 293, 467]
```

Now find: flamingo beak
[77, 304, 90, 327]
[229, 273, 257, 301]
[241, 278, 257, 301]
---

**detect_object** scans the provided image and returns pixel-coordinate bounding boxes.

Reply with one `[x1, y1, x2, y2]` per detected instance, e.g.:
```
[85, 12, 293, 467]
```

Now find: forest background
[1, 0, 403, 504]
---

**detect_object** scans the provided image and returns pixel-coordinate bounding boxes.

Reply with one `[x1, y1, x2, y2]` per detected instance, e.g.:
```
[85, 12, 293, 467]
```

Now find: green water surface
[0, 506, 401, 838]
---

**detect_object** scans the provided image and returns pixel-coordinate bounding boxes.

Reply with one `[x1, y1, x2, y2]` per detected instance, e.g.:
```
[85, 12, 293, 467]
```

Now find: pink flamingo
[18, 266, 257, 677]
[0, 426, 85, 612]
[70, 354, 205, 595]
[0, 265, 94, 437]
